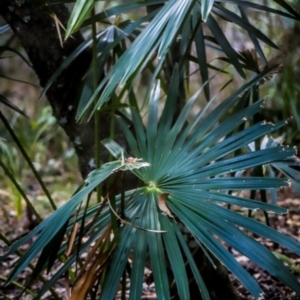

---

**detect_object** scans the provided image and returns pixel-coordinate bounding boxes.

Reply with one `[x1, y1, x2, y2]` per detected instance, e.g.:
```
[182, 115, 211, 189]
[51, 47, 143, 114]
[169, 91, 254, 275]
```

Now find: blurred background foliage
[0, 41, 80, 218]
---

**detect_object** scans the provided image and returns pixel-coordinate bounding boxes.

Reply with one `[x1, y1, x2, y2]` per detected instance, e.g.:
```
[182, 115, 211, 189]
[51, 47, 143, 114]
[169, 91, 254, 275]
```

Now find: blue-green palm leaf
[105, 72, 300, 298]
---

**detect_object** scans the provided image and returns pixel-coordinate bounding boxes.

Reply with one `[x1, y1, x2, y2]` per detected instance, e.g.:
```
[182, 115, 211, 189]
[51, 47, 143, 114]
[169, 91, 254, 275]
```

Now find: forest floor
[0, 187, 299, 300]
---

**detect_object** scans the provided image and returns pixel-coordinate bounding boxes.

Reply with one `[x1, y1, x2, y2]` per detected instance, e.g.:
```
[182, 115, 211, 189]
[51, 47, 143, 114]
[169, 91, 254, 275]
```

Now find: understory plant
[2, 69, 300, 299]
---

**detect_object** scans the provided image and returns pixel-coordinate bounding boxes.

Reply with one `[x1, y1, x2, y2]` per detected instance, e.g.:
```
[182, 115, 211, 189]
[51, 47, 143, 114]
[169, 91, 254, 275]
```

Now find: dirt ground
[0, 187, 299, 300]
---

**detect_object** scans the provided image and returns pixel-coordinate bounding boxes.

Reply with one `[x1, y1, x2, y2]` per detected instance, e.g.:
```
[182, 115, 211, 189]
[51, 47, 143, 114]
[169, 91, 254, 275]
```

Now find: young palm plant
[2, 69, 300, 300]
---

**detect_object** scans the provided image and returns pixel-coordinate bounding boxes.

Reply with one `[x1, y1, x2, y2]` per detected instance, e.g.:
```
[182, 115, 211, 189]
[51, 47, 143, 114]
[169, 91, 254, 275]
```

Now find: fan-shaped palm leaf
[2, 72, 300, 300]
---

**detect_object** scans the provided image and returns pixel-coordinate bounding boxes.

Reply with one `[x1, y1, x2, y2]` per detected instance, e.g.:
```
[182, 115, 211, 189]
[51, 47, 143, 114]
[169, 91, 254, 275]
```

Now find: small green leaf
[65, 0, 93, 40]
